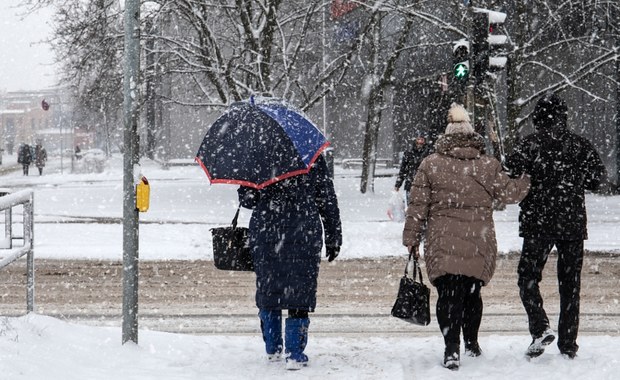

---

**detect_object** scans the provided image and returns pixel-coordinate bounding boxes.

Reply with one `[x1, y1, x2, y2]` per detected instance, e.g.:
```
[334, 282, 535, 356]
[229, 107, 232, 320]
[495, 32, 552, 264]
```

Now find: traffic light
[452, 39, 470, 82]
[472, 9, 508, 81]
[471, 11, 489, 83]
[487, 11, 507, 71]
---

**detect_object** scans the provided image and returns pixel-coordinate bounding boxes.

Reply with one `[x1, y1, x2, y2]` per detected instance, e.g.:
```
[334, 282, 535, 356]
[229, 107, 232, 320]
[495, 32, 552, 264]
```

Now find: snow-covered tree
[504, 1, 620, 156]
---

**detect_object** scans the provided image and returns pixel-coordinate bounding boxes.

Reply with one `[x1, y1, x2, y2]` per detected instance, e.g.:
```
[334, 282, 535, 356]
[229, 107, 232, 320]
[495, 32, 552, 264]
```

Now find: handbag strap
[404, 250, 425, 285]
[231, 205, 241, 229]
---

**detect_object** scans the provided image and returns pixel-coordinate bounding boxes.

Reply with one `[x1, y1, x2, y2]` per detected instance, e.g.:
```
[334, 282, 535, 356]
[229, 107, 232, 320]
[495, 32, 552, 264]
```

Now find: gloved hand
[326, 246, 340, 262]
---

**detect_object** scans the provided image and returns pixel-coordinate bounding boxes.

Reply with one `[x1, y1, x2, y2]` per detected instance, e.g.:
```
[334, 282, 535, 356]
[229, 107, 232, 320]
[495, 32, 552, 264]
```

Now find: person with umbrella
[197, 97, 342, 370]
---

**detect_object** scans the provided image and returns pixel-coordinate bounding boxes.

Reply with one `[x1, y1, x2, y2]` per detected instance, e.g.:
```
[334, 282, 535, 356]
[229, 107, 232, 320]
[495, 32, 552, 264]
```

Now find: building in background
[0, 89, 91, 164]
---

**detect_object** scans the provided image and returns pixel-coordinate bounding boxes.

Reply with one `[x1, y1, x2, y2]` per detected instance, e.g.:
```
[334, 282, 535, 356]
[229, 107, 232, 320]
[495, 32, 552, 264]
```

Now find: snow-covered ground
[1, 314, 618, 380]
[2, 154, 618, 261]
[1, 154, 619, 379]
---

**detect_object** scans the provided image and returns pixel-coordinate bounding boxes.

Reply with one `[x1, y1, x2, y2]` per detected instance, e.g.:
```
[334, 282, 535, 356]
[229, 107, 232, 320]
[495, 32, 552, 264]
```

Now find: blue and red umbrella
[196, 98, 329, 189]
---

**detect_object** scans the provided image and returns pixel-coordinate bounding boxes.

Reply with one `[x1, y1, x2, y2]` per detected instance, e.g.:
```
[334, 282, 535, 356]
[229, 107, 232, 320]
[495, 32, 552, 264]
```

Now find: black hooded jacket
[395, 144, 433, 191]
[505, 96, 606, 240]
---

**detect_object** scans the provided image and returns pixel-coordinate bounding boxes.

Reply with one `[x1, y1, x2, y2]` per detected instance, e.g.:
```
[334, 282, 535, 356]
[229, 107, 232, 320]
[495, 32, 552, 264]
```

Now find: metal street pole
[122, 0, 140, 345]
[465, 3, 475, 115]
[322, 3, 334, 177]
[616, 44, 620, 192]
[59, 104, 63, 174]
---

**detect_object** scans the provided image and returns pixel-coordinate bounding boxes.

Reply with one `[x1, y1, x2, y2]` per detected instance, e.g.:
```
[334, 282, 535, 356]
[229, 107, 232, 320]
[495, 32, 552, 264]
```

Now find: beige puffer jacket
[402, 133, 530, 285]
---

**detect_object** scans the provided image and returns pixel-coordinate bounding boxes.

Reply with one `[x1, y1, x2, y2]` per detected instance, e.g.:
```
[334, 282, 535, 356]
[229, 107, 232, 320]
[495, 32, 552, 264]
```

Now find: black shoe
[561, 350, 577, 359]
[465, 341, 482, 357]
[443, 344, 460, 371]
[525, 328, 555, 358]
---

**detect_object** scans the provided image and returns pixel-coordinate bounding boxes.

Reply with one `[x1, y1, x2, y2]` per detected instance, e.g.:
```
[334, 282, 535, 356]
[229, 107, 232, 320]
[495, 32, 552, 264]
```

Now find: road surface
[1, 254, 619, 336]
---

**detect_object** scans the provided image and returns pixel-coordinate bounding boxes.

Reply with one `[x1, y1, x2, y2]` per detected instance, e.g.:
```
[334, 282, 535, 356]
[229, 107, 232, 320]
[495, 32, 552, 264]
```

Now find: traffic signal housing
[452, 39, 470, 82]
[487, 10, 507, 71]
[472, 8, 508, 81]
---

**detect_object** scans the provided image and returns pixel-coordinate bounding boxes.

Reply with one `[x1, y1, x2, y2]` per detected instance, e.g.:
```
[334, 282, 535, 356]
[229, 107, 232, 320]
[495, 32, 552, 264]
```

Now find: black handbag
[210, 206, 254, 271]
[391, 251, 431, 326]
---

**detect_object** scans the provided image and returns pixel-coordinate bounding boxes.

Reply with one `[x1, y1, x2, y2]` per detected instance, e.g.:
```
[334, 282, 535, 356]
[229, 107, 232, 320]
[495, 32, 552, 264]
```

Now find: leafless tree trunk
[360, 13, 415, 193]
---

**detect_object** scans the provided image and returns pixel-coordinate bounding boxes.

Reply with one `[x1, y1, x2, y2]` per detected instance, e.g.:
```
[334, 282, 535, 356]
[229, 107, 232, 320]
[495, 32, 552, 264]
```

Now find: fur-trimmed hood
[435, 132, 486, 159]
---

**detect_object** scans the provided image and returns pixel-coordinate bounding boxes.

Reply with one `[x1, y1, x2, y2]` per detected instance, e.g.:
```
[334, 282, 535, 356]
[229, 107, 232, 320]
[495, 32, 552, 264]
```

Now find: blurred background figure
[35, 143, 48, 175]
[17, 143, 32, 176]
[394, 135, 432, 204]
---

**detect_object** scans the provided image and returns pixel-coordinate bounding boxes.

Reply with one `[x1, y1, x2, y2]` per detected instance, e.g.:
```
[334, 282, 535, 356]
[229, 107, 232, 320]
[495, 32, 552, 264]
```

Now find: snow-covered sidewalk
[1, 154, 618, 261]
[1, 314, 618, 380]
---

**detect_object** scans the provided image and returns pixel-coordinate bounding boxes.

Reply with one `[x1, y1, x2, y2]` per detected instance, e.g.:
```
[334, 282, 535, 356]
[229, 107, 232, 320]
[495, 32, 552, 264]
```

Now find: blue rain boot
[285, 317, 310, 370]
[259, 309, 283, 361]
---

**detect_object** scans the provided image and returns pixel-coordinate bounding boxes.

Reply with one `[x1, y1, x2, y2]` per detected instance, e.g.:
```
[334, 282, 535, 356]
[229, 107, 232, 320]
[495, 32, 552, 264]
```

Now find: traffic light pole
[616, 52, 620, 192]
[470, 8, 488, 134]
[122, 0, 141, 345]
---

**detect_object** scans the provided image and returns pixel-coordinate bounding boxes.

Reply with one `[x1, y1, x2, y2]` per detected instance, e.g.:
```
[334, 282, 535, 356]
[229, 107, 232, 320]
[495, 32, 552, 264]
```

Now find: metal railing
[0, 189, 35, 312]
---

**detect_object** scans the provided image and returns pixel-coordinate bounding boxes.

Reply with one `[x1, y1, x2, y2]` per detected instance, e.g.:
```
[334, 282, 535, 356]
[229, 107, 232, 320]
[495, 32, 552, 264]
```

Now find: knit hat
[532, 93, 567, 129]
[445, 103, 474, 134]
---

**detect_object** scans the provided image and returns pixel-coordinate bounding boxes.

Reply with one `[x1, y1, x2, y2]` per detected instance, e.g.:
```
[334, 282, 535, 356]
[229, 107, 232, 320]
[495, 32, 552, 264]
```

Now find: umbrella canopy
[196, 98, 329, 189]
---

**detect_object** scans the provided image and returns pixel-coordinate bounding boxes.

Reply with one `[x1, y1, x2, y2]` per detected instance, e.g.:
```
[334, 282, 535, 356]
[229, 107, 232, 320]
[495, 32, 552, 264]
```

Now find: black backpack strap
[231, 204, 241, 229]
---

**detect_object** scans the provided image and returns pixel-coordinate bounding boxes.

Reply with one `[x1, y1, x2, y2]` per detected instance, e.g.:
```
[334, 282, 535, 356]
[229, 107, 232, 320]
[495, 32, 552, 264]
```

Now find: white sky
[0, 0, 57, 92]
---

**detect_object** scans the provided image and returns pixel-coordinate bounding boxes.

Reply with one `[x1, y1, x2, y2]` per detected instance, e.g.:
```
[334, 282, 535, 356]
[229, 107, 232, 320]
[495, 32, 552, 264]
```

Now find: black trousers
[517, 238, 583, 353]
[434, 274, 483, 348]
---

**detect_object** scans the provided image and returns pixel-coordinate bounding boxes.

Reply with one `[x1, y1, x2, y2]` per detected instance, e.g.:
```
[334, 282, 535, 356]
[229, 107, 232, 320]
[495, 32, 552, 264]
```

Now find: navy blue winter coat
[238, 155, 342, 312]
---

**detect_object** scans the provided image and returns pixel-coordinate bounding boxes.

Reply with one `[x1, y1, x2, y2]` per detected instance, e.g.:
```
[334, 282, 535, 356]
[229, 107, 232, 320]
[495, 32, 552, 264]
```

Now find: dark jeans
[517, 238, 583, 353]
[434, 274, 483, 348]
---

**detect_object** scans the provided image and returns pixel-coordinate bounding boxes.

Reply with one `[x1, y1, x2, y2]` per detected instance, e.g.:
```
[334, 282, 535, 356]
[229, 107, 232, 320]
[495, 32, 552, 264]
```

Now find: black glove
[326, 246, 340, 262]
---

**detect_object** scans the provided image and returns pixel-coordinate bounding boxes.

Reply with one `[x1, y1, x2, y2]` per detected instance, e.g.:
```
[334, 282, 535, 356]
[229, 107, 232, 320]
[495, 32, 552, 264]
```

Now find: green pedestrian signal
[452, 40, 470, 83]
[453, 61, 469, 80]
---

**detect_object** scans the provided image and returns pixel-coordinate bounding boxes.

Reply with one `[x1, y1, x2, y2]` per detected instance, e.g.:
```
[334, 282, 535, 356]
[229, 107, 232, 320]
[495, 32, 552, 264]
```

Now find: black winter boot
[526, 328, 555, 359]
[465, 341, 482, 357]
[443, 343, 460, 371]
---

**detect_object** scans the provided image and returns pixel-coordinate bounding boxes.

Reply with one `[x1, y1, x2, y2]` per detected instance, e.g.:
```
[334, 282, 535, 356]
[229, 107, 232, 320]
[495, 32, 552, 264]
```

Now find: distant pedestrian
[17, 143, 32, 176]
[505, 93, 607, 359]
[35, 144, 48, 175]
[238, 154, 342, 370]
[403, 104, 530, 370]
[394, 135, 432, 204]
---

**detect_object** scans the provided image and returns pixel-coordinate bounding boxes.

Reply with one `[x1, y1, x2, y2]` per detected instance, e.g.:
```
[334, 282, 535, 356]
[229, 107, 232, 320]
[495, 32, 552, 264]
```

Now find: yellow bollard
[136, 176, 150, 212]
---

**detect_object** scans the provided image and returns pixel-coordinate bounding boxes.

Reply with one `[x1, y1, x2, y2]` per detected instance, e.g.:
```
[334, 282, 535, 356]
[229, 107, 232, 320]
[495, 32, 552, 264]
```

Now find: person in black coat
[17, 143, 32, 176]
[505, 93, 607, 359]
[238, 154, 342, 370]
[394, 135, 433, 203]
